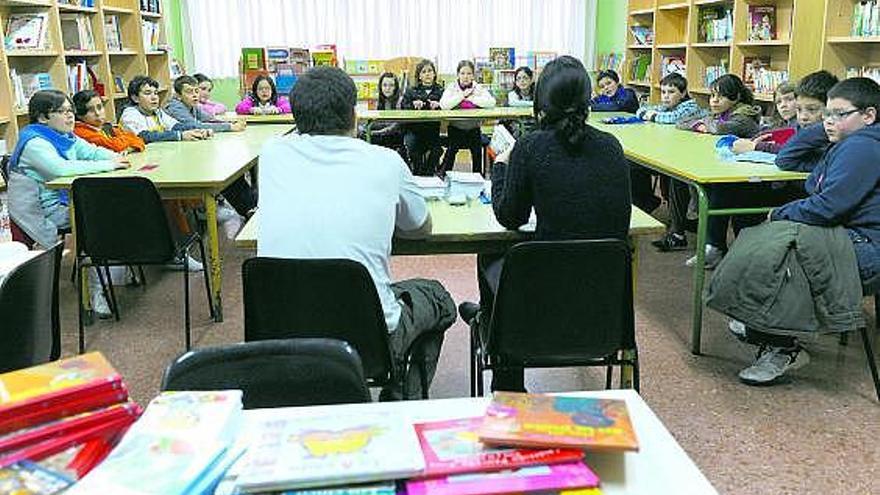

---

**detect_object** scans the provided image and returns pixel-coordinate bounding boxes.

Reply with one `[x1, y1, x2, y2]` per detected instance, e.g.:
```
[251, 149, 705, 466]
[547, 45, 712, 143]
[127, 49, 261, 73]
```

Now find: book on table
[476, 392, 639, 453]
[405, 461, 600, 495]
[413, 417, 584, 478]
[234, 413, 425, 493]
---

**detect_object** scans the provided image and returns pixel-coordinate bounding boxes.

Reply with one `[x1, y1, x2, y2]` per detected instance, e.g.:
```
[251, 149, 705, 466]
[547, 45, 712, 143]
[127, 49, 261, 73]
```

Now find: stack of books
[413, 176, 447, 200]
[60, 14, 96, 51]
[68, 390, 244, 495]
[846, 66, 880, 85]
[10, 69, 53, 109]
[140, 20, 160, 51]
[0, 353, 141, 486]
[446, 172, 487, 202]
[222, 392, 638, 494]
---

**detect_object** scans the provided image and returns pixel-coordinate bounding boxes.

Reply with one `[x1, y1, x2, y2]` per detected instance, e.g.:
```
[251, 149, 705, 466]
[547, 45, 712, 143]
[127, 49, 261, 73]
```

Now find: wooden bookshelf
[625, 0, 825, 105]
[822, 0, 880, 81]
[0, 0, 169, 146]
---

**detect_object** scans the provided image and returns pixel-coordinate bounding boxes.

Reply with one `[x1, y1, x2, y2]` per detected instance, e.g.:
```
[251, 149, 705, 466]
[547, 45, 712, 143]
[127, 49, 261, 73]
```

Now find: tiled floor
[56, 216, 880, 495]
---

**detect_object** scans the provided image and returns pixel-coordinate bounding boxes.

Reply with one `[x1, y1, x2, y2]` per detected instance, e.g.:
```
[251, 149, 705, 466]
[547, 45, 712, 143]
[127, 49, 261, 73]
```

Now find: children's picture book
[60, 14, 95, 51]
[629, 54, 651, 83]
[242, 47, 267, 71]
[0, 353, 124, 433]
[530, 51, 556, 72]
[66, 390, 243, 495]
[490, 47, 515, 69]
[103, 15, 123, 51]
[477, 392, 639, 453]
[274, 64, 299, 95]
[4, 13, 49, 50]
[660, 55, 686, 78]
[266, 46, 292, 71]
[489, 124, 516, 158]
[742, 56, 771, 87]
[234, 414, 425, 493]
[414, 417, 583, 479]
[281, 481, 398, 495]
[312, 44, 338, 67]
[748, 5, 777, 41]
[0, 461, 74, 494]
[629, 25, 654, 46]
[698, 6, 733, 43]
[406, 461, 600, 495]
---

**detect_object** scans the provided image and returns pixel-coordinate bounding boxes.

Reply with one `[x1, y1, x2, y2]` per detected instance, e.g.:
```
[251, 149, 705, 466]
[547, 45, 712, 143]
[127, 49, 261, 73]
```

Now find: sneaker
[685, 245, 724, 269]
[738, 345, 810, 385]
[651, 231, 688, 252]
[727, 319, 747, 342]
[166, 254, 204, 272]
[215, 202, 236, 223]
[91, 291, 113, 319]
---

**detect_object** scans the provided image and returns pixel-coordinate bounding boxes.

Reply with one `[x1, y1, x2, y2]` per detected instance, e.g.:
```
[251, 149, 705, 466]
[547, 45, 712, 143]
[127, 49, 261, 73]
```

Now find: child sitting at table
[775, 70, 840, 172]
[439, 60, 496, 175]
[507, 66, 534, 107]
[235, 75, 292, 115]
[731, 82, 797, 155]
[401, 59, 444, 176]
[360, 72, 406, 158]
[6, 90, 128, 316]
[166, 75, 246, 133]
[193, 73, 227, 117]
[120, 76, 209, 143]
[590, 70, 639, 113]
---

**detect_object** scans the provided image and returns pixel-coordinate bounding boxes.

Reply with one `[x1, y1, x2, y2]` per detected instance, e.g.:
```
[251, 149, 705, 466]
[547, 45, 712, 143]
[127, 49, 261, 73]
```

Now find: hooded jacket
[678, 102, 762, 138]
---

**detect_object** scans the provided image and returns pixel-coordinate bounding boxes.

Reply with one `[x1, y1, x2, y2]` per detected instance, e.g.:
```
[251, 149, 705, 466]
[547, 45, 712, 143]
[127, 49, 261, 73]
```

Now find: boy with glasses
[775, 70, 840, 172]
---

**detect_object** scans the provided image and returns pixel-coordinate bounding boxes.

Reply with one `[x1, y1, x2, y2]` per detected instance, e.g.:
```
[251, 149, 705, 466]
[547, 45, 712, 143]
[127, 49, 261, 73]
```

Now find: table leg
[203, 193, 223, 322]
[620, 237, 640, 389]
[690, 184, 710, 355]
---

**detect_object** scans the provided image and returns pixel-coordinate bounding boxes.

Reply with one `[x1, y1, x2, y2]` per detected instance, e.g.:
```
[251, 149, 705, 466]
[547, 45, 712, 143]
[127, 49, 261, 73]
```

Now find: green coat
[706, 220, 864, 334]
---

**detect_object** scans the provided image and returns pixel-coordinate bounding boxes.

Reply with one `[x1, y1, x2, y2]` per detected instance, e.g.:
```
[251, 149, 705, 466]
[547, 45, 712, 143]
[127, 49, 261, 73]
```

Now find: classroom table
[46, 124, 293, 321]
[590, 114, 809, 354]
[358, 107, 534, 142]
[235, 389, 718, 495]
[216, 112, 294, 124]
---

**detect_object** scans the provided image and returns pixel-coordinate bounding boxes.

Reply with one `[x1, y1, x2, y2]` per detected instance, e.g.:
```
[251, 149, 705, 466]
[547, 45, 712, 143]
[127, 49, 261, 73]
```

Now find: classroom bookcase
[0, 0, 171, 147]
[625, 0, 827, 105]
[821, 0, 880, 81]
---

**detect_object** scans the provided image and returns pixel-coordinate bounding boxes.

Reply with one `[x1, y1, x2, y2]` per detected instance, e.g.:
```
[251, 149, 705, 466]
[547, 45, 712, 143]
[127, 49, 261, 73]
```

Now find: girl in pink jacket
[235, 75, 291, 115]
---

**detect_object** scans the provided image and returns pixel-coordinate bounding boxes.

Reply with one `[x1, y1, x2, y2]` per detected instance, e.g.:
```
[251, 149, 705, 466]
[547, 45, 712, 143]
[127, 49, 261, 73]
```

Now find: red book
[766, 127, 796, 145]
[0, 353, 125, 434]
[0, 402, 141, 453]
[414, 417, 583, 479]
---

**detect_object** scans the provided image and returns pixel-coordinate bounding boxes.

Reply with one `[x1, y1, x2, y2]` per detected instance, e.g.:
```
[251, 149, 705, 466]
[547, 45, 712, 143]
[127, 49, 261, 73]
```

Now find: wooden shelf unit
[821, 0, 880, 82]
[0, 0, 170, 146]
[624, 0, 825, 105]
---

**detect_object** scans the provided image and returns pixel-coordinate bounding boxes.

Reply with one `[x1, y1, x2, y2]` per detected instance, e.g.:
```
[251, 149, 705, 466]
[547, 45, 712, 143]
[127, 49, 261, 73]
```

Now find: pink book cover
[405, 461, 599, 495]
[414, 417, 583, 478]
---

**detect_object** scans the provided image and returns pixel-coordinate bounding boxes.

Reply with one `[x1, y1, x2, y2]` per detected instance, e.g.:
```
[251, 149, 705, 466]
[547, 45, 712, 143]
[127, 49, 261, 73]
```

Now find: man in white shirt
[258, 66, 456, 400]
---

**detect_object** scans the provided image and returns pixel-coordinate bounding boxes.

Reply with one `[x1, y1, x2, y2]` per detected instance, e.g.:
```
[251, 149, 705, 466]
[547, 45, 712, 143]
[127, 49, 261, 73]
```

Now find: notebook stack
[223, 392, 638, 495]
[0, 353, 141, 487]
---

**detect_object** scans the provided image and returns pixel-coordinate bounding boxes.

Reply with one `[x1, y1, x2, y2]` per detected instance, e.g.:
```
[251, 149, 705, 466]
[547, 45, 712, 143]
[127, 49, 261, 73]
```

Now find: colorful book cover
[489, 47, 515, 69]
[748, 5, 776, 41]
[4, 13, 48, 50]
[660, 56, 686, 78]
[406, 461, 600, 495]
[241, 47, 266, 71]
[235, 413, 425, 493]
[477, 393, 639, 453]
[282, 481, 397, 495]
[742, 56, 771, 87]
[0, 353, 124, 431]
[266, 46, 292, 72]
[628, 26, 653, 46]
[414, 417, 583, 479]
[0, 461, 74, 494]
[66, 391, 243, 495]
[312, 50, 337, 67]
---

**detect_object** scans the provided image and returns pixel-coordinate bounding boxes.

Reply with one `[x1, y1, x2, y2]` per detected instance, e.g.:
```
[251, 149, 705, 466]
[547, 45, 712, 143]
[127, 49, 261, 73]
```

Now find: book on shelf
[476, 392, 640, 453]
[312, 44, 338, 67]
[852, 0, 880, 37]
[234, 413, 425, 493]
[66, 61, 104, 96]
[60, 0, 97, 6]
[241, 47, 267, 71]
[140, 0, 161, 14]
[629, 54, 651, 83]
[698, 6, 733, 43]
[529, 51, 556, 72]
[475, 58, 494, 85]
[290, 48, 312, 73]
[406, 462, 600, 495]
[413, 417, 583, 479]
[275, 63, 299, 96]
[141, 20, 160, 51]
[660, 55, 686, 78]
[4, 13, 49, 50]
[847, 65, 880, 85]
[67, 390, 244, 495]
[742, 56, 770, 88]
[113, 74, 126, 93]
[266, 46, 292, 72]
[748, 5, 777, 41]
[490, 47, 515, 70]
[703, 63, 728, 88]
[61, 14, 96, 51]
[596, 53, 623, 74]
[629, 25, 654, 45]
[103, 15, 123, 51]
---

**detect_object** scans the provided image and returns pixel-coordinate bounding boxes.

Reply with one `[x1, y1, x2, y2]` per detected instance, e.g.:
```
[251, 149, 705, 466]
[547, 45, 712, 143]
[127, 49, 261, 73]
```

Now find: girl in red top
[72, 90, 145, 153]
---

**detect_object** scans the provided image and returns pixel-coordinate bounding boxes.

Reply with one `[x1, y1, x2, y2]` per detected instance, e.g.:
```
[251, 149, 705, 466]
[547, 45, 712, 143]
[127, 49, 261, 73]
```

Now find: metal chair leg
[859, 327, 880, 402]
[469, 324, 477, 398]
[197, 237, 215, 319]
[183, 258, 191, 350]
[605, 363, 613, 390]
[632, 348, 641, 393]
[102, 265, 120, 321]
[77, 259, 85, 353]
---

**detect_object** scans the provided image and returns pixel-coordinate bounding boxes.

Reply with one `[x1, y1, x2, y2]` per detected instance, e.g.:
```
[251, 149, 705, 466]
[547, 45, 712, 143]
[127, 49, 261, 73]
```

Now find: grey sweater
[164, 97, 232, 132]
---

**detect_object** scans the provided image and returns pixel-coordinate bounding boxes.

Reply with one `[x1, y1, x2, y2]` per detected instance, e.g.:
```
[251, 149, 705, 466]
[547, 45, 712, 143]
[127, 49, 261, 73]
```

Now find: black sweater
[491, 126, 632, 241]
[401, 84, 444, 133]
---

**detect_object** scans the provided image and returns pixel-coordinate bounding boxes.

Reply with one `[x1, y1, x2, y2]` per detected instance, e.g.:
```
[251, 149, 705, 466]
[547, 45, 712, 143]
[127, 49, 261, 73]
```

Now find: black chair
[0, 242, 63, 373]
[466, 239, 638, 397]
[837, 276, 880, 402]
[161, 338, 372, 408]
[242, 257, 435, 399]
[72, 177, 213, 352]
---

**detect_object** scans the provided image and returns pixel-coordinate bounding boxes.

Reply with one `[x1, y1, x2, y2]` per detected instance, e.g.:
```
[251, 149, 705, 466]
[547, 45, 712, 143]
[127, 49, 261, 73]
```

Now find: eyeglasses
[87, 103, 105, 112]
[822, 108, 861, 122]
[51, 107, 74, 115]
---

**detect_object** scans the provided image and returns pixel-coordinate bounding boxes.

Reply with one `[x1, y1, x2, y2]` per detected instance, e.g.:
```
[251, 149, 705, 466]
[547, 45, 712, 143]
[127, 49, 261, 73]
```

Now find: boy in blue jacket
[736, 78, 880, 385]
[590, 70, 639, 113]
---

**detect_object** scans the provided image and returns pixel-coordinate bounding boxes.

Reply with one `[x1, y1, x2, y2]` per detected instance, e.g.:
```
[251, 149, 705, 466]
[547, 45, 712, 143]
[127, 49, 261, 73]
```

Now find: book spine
[0, 386, 128, 436]
[0, 402, 139, 453]
[0, 375, 123, 426]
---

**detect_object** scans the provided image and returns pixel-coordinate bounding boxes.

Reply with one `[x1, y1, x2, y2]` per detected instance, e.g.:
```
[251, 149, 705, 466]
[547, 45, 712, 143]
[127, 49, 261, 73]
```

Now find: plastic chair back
[487, 239, 634, 366]
[161, 338, 371, 408]
[242, 257, 393, 385]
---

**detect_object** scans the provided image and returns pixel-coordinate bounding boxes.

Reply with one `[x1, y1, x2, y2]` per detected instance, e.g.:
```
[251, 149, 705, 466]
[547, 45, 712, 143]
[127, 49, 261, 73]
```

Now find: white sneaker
[685, 245, 724, 269]
[222, 215, 243, 240]
[166, 254, 204, 272]
[91, 291, 113, 319]
[215, 203, 237, 223]
[728, 319, 747, 342]
[738, 346, 810, 385]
